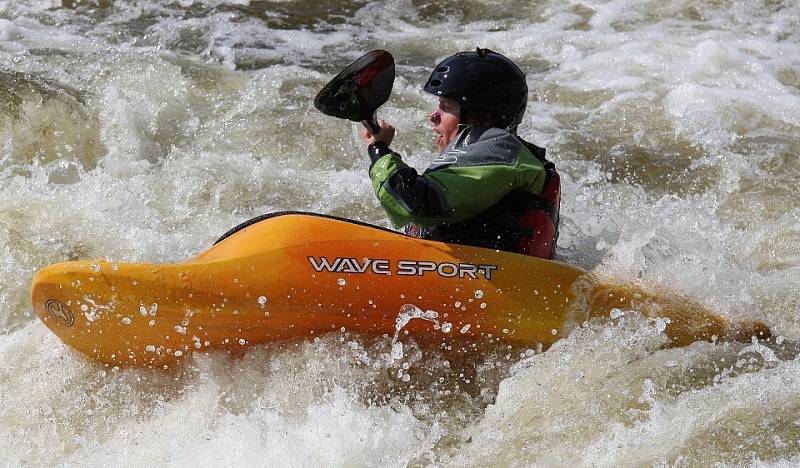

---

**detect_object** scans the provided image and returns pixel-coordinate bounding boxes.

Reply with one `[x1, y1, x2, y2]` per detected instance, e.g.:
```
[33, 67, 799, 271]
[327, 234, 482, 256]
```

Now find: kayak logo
[307, 256, 496, 280]
[308, 256, 391, 275]
[44, 299, 74, 326]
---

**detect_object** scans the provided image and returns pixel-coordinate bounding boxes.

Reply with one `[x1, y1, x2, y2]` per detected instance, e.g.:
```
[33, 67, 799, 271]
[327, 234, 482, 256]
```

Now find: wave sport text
[307, 256, 497, 280]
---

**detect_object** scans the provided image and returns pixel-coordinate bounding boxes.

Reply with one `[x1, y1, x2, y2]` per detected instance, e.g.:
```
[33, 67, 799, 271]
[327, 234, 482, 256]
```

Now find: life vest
[515, 167, 560, 259]
[514, 142, 560, 259]
[403, 139, 560, 259]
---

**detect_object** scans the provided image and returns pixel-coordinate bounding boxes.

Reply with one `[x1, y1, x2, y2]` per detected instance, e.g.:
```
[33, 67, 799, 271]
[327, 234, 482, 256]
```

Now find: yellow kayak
[31, 212, 770, 368]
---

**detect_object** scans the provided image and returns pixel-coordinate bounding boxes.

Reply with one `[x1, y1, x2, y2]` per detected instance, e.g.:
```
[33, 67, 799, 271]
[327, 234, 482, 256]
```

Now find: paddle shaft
[361, 116, 380, 135]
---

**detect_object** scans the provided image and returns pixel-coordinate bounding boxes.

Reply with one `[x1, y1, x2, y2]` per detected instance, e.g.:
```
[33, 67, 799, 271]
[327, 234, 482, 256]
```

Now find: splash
[1, 0, 799, 464]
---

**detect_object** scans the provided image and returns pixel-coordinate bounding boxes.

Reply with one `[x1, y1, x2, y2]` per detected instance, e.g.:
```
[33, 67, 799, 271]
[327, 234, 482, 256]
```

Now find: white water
[2, 0, 799, 465]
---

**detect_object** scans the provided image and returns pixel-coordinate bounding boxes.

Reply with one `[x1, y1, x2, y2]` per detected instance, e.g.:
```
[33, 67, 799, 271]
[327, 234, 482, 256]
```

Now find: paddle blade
[314, 50, 395, 123]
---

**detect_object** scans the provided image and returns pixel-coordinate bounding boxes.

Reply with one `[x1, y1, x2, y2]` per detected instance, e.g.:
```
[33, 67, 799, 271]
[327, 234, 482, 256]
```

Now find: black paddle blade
[314, 50, 395, 127]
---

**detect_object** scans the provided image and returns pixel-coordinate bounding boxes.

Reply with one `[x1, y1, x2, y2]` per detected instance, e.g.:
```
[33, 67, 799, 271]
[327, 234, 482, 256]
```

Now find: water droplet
[174, 325, 187, 335]
[474, 290, 484, 299]
[174, 350, 183, 357]
[121, 317, 132, 325]
[140, 303, 158, 316]
[551, 328, 558, 335]
[337, 278, 346, 286]
[460, 324, 471, 334]
[391, 341, 404, 360]
[454, 301, 461, 308]
[480, 303, 487, 309]
[257, 295, 267, 305]
[441, 322, 452, 333]
[145, 345, 156, 352]
[238, 338, 246, 345]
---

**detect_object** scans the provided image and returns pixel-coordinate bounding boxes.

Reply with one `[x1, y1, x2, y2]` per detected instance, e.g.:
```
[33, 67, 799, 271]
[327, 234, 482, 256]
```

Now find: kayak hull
[31, 213, 770, 368]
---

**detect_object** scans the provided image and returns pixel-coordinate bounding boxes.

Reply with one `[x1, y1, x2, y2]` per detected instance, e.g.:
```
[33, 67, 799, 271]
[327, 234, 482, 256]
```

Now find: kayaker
[362, 48, 561, 259]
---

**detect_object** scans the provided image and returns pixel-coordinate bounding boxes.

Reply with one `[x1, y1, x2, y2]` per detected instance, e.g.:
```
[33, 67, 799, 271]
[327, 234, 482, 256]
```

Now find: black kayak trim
[213, 211, 403, 246]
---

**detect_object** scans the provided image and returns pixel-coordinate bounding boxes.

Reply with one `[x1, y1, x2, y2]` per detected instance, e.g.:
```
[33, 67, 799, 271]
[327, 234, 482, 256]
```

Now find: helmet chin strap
[458, 106, 470, 128]
[458, 106, 498, 131]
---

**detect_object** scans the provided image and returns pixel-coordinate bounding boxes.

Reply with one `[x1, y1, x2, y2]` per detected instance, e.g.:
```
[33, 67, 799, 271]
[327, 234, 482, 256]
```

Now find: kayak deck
[31, 213, 770, 368]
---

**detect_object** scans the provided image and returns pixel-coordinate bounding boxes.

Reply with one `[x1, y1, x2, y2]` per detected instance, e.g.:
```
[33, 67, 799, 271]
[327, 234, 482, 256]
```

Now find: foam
[0, 18, 21, 41]
[2, 0, 800, 464]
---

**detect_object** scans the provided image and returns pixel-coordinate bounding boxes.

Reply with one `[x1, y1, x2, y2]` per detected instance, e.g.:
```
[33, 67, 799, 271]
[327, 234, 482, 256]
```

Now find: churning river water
[1, 0, 800, 465]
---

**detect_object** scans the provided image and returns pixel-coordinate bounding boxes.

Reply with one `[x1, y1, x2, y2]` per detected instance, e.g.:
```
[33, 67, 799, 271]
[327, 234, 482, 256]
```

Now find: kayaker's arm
[367, 143, 449, 227]
[367, 143, 546, 228]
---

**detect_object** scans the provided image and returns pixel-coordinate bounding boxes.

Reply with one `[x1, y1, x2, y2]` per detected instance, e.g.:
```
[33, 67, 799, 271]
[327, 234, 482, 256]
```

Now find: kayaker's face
[429, 97, 461, 153]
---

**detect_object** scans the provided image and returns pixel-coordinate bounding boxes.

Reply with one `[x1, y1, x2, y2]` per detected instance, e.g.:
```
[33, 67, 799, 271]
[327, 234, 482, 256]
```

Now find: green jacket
[368, 126, 548, 229]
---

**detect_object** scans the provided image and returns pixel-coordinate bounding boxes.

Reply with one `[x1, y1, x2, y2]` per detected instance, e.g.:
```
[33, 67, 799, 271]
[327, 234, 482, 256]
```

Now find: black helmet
[423, 48, 528, 132]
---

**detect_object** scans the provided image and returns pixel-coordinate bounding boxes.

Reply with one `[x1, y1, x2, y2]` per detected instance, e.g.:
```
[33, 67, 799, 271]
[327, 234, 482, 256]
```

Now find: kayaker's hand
[362, 119, 395, 146]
